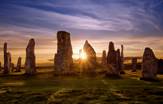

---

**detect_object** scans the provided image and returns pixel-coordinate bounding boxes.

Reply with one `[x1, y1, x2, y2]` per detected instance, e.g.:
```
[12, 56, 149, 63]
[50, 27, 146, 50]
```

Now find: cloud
[0, 0, 163, 62]
[1, 0, 162, 36]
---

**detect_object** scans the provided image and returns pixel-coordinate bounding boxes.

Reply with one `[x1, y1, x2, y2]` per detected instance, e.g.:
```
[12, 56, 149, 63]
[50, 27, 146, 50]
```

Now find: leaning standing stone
[25, 39, 36, 75]
[82, 40, 96, 73]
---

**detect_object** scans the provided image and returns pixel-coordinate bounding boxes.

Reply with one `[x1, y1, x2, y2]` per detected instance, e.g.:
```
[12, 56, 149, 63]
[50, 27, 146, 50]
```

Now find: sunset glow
[79, 49, 87, 60]
[0, 0, 163, 64]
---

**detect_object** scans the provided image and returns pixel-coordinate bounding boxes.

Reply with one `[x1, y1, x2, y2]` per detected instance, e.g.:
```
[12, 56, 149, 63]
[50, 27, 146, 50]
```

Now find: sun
[79, 49, 87, 60]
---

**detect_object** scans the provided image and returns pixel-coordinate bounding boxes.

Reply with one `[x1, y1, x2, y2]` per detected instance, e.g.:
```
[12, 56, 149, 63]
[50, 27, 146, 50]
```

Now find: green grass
[0, 70, 163, 104]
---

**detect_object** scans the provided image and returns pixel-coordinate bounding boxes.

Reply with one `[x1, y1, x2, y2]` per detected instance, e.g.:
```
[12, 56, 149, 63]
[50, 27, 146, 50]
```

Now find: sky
[0, 0, 163, 64]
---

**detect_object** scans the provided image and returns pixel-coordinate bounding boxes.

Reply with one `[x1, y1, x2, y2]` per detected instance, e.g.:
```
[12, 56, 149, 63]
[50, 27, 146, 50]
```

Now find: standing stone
[107, 42, 116, 65]
[54, 31, 73, 73]
[121, 45, 124, 70]
[16, 57, 21, 72]
[106, 42, 121, 77]
[101, 50, 107, 66]
[132, 57, 137, 72]
[116, 49, 122, 73]
[0, 62, 1, 71]
[25, 39, 36, 75]
[157, 59, 163, 74]
[82, 40, 96, 72]
[141, 47, 158, 80]
[3, 42, 9, 74]
[11, 63, 14, 72]
[7, 52, 12, 72]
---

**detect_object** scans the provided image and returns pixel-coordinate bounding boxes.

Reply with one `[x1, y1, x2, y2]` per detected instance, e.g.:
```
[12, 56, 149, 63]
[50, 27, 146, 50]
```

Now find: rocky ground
[0, 70, 163, 104]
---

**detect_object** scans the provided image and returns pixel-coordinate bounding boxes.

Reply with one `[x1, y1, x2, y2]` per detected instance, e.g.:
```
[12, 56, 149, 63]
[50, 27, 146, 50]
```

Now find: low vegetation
[0, 70, 163, 104]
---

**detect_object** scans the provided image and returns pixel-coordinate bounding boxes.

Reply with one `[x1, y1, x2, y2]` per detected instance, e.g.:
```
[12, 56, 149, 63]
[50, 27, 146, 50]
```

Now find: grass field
[0, 70, 163, 104]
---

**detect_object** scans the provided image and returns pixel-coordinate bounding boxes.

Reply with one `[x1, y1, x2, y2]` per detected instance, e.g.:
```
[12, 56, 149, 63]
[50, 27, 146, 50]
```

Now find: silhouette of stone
[7, 52, 12, 73]
[25, 39, 36, 75]
[157, 59, 163, 74]
[107, 42, 116, 65]
[11, 63, 14, 72]
[106, 42, 119, 76]
[141, 48, 158, 81]
[0, 62, 1, 71]
[54, 31, 73, 73]
[101, 50, 107, 66]
[132, 57, 137, 72]
[120, 45, 125, 74]
[116, 49, 122, 73]
[106, 42, 122, 77]
[82, 40, 96, 72]
[16, 57, 21, 72]
[3, 43, 9, 74]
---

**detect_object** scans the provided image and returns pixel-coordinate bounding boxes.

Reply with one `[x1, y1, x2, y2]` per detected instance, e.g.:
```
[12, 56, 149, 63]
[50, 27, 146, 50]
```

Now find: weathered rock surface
[25, 39, 36, 75]
[11, 63, 14, 72]
[54, 31, 73, 73]
[141, 47, 158, 80]
[82, 40, 96, 72]
[0, 62, 1, 71]
[106, 42, 121, 77]
[16, 57, 21, 72]
[157, 59, 163, 74]
[7, 53, 12, 72]
[116, 49, 122, 73]
[3, 43, 10, 74]
[107, 42, 116, 66]
[101, 50, 107, 66]
[121, 45, 124, 72]
[132, 57, 137, 72]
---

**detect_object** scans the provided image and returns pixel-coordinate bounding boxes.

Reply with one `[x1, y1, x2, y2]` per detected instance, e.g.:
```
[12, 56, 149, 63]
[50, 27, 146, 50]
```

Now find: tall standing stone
[0, 62, 1, 71]
[101, 50, 107, 66]
[82, 40, 96, 72]
[116, 49, 122, 73]
[157, 59, 163, 74]
[7, 52, 12, 72]
[16, 57, 21, 72]
[132, 57, 137, 72]
[141, 48, 158, 80]
[3, 42, 9, 74]
[121, 45, 124, 70]
[119, 45, 125, 74]
[25, 39, 36, 75]
[54, 31, 73, 73]
[107, 42, 116, 65]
